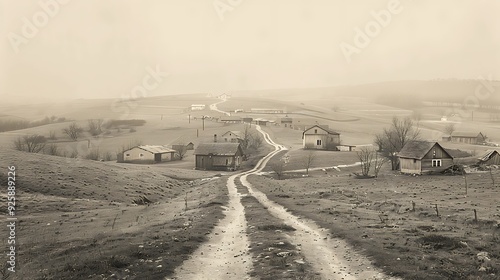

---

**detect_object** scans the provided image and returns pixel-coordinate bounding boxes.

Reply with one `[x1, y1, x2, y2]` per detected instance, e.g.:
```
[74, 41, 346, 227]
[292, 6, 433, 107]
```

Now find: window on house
[139, 153, 144, 157]
[225, 159, 229, 165]
[413, 159, 416, 163]
[432, 149, 436, 158]
[316, 140, 322, 145]
[314, 129, 318, 134]
[125, 153, 130, 156]
[432, 159, 442, 167]
[225, 138, 228, 142]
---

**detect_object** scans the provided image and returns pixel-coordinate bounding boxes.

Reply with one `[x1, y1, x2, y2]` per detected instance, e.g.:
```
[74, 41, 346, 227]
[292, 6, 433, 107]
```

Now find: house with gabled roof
[120, 145, 177, 163]
[194, 143, 243, 171]
[221, 131, 244, 143]
[478, 150, 500, 165]
[398, 141, 454, 174]
[302, 125, 340, 150]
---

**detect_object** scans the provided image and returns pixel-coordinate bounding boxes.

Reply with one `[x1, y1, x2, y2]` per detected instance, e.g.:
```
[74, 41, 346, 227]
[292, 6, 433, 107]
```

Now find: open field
[0, 148, 229, 279]
[248, 166, 500, 279]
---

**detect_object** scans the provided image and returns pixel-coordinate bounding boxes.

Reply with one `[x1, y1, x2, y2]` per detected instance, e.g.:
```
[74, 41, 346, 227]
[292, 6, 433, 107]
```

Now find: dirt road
[170, 101, 399, 279]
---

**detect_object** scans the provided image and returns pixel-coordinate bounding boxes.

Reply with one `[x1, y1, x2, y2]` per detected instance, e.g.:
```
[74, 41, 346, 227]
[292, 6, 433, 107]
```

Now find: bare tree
[375, 116, 420, 170]
[270, 161, 286, 180]
[444, 123, 456, 136]
[13, 134, 47, 153]
[177, 146, 187, 160]
[63, 122, 84, 141]
[87, 119, 104, 136]
[241, 124, 252, 151]
[356, 146, 374, 177]
[303, 150, 316, 175]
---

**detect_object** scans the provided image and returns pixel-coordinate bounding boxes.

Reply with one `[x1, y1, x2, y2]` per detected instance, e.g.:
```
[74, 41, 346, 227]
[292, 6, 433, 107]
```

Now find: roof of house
[132, 145, 176, 154]
[478, 150, 499, 161]
[280, 117, 293, 122]
[451, 131, 483, 138]
[303, 125, 340, 135]
[398, 141, 453, 160]
[222, 131, 243, 139]
[194, 143, 242, 156]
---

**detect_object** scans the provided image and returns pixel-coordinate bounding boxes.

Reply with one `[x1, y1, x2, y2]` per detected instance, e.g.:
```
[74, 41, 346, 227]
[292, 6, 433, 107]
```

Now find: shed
[450, 132, 486, 145]
[478, 150, 500, 165]
[398, 141, 454, 174]
[302, 125, 341, 150]
[186, 142, 194, 150]
[121, 145, 177, 163]
[194, 143, 243, 171]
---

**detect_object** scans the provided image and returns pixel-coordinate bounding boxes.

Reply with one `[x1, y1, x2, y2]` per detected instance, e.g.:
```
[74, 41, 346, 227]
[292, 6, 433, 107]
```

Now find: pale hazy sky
[1, 0, 499, 101]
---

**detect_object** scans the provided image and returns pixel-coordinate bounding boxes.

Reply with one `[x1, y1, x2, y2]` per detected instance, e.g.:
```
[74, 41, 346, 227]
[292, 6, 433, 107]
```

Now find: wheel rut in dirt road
[169, 174, 252, 280]
[241, 125, 400, 280]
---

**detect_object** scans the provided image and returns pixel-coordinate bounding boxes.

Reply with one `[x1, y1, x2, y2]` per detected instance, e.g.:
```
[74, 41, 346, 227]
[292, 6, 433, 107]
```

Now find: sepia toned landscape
[1, 1, 500, 280]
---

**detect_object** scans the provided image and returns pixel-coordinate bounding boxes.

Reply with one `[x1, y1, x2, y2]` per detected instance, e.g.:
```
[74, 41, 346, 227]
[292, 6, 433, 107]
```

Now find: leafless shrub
[13, 134, 47, 153]
[356, 146, 374, 177]
[44, 144, 59, 156]
[87, 119, 104, 136]
[270, 161, 286, 180]
[103, 151, 114, 161]
[85, 148, 100, 161]
[63, 122, 84, 141]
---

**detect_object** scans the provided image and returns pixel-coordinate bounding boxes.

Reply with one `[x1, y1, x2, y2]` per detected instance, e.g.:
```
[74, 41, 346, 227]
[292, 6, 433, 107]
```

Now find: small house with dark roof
[449, 132, 486, 144]
[398, 141, 454, 174]
[478, 150, 500, 165]
[194, 143, 243, 171]
[280, 117, 293, 127]
[120, 145, 177, 163]
[302, 125, 340, 150]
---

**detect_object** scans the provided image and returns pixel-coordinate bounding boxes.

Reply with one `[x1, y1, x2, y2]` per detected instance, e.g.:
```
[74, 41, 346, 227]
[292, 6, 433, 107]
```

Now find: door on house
[154, 154, 162, 162]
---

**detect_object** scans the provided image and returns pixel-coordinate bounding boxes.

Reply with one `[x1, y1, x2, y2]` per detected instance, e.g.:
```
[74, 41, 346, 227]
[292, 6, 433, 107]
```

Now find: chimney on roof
[214, 134, 217, 142]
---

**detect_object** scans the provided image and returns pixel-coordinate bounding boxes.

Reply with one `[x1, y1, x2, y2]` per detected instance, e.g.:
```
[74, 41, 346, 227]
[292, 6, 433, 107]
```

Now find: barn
[121, 145, 177, 163]
[478, 150, 500, 165]
[194, 143, 243, 171]
[302, 125, 341, 150]
[450, 132, 487, 144]
[398, 141, 454, 174]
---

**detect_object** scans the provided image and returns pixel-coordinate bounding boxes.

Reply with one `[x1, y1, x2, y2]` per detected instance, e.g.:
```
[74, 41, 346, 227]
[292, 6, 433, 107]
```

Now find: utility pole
[188, 114, 191, 124]
[202, 116, 205, 131]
